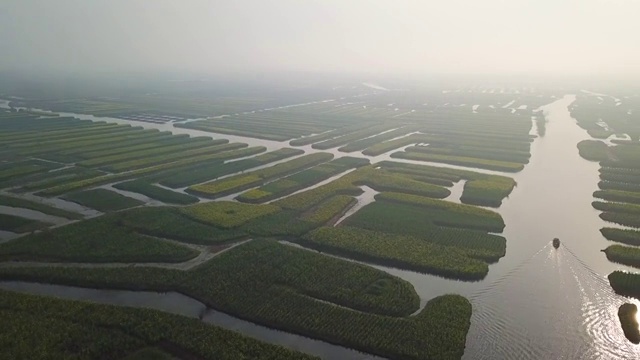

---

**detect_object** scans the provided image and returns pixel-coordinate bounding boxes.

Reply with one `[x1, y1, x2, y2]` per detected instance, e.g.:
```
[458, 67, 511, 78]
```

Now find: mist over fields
[1, 0, 640, 78]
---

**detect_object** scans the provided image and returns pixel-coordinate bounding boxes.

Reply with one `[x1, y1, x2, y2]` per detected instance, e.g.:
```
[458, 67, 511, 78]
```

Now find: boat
[552, 238, 560, 249]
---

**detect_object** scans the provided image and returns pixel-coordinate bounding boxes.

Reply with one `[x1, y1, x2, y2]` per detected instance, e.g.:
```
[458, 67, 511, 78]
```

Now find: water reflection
[462, 95, 640, 359]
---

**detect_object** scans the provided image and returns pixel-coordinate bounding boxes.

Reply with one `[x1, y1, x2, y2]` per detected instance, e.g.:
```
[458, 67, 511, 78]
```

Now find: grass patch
[601, 227, 640, 246]
[301, 195, 355, 224]
[604, 245, 640, 268]
[461, 176, 516, 207]
[609, 271, 640, 298]
[180, 201, 280, 228]
[158, 148, 304, 188]
[303, 226, 492, 280]
[347, 193, 504, 234]
[0, 214, 197, 263]
[114, 181, 198, 205]
[38, 146, 266, 196]
[391, 150, 525, 172]
[376, 192, 505, 232]
[117, 207, 246, 245]
[376, 161, 516, 207]
[62, 189, 144, 212]
[0, 214, 50, 234]
[601, 212, 640, 228]
[362, 134, 428, 156]
[0, 290, 315, 360]
[594, 190, 640, 205]
[0, 240, 471, 360]
[619, 303, 640, 344]
[577, 140, 610, 161]
[0, 194, 82, 219]
[594, 201, 640, 228]
[237, 157, 369, 203]
[121, 348, 174, 360]
[188, 153, 333, 198]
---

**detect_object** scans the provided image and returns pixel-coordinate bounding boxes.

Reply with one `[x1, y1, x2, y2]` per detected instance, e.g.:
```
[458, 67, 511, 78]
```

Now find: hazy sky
[1, 0, 639, 77]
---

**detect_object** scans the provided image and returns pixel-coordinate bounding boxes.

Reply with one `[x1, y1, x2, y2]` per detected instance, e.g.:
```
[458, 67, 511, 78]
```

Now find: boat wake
[464, 243, 640, 360]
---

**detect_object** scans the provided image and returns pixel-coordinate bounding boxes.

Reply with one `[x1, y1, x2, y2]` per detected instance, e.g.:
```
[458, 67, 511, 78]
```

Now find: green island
[603, 245, 640, 268]
[0, 213, 51, 234]
[0, 194, 83, 219]
[113, 180, 199, 205]
[62, 188, 145, 212]
[618, 303, 640, 344]
[187, 152, 334, 198]
[601, 228, 640, 246]
[0, 289, 316, 360]
[577, 139, 610, 162]
[237, 157, 369, 203]
[0, 240, 471, 360]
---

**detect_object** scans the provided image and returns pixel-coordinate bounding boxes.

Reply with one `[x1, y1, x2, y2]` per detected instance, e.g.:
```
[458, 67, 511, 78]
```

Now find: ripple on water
[464, 244, 640, 360]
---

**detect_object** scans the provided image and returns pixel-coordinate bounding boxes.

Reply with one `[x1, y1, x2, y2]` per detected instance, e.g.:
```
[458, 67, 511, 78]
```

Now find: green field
[601, 227, 640, 246]
[0, 214, 50, 234]
[0, 213, 198, 263]
[0, 240, 471, 360]
[619, 303, 640, 344]
[604, 245, 640, 268]
[180, 201, 280, 228]
[158, 148, 304, 188]
[188, 153, 334, 198]
[0, 114, 265, 200]
[577, 139, 610, 162]
[392, 150, 525, 172]
[0, 88, 548, 359]
[376, 161, 516, 207]
[114, 207, 246, 245]
[345, 194, 504, 233]
[594, 201, 640, 228]
[0, 194, 83, 219]
[1, 290, 316, 360]
[237, 157, 369, 203]
[37, 146, 266, 196]
[303, 226, 494, 279]
[594, 190, 640, 205]
[609, 271, 640, 298]
[113, 180, 199, 205]
[374, 192, 505, 232]
[62, 188, 144, 212]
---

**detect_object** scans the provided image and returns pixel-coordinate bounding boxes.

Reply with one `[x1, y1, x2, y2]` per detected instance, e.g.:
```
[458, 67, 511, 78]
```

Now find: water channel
[2, 95, 640, 359]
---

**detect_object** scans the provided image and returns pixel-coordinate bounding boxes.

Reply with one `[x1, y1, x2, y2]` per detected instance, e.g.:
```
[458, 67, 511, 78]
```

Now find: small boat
[552, 238, 560, 249]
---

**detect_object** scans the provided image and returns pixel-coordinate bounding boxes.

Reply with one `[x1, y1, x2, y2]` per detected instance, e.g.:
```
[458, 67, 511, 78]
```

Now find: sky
[1, 0, 640, 78]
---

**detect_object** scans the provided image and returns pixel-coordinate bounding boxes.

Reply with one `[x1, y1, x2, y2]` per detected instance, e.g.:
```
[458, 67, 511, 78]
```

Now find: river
[464, 95, 640, 359]
[1, 95, 639, 358]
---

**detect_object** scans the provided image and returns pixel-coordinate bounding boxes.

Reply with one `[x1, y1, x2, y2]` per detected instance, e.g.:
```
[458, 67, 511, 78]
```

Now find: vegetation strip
[237, 157, 369, 203]
[618, 303, 640, 344]
[0, 240, 471, 360]
[62, 188, 144, 212]
[188, 153, 334, 198]
[302, 226, 493, 280]
[0, 194, 83, 219]
[0, 214, 50, 234]
[0, 290, 316, 360]
[113, 181, 198, 205]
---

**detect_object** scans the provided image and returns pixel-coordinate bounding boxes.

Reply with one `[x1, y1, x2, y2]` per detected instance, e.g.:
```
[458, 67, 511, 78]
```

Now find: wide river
[2, 95, 640, 359]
